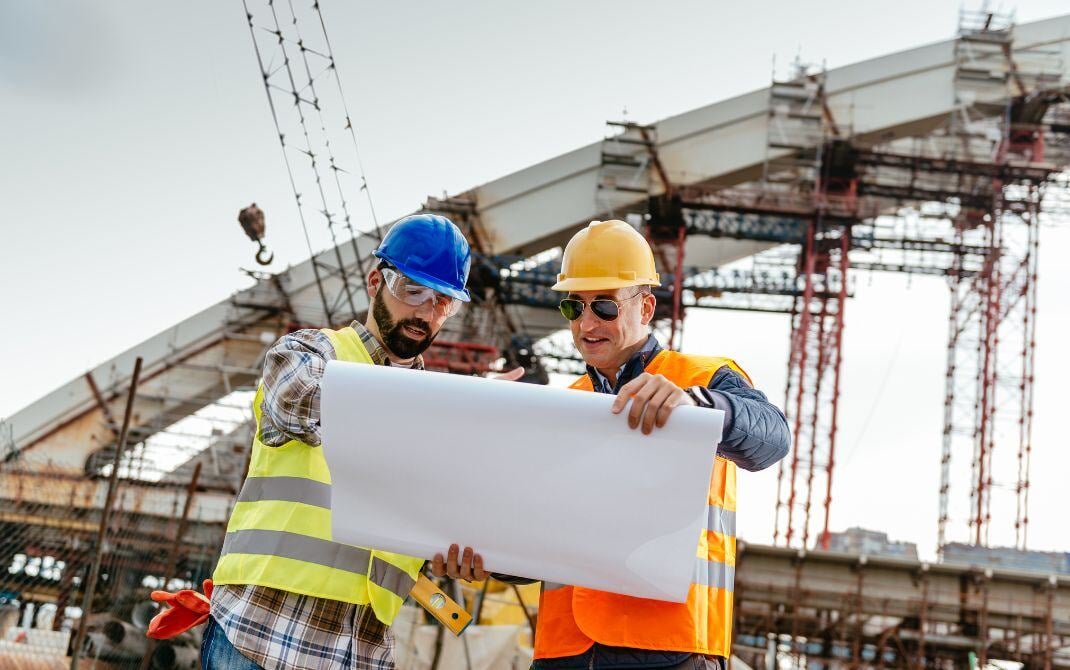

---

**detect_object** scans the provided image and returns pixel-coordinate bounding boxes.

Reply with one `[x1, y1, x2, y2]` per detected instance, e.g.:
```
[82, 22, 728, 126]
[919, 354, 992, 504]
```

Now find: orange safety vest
[534, 349, 747, 659]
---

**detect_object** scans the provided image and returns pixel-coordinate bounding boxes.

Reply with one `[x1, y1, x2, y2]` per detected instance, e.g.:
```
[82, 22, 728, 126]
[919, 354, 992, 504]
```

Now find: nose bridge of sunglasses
[560, 297, 622, 322]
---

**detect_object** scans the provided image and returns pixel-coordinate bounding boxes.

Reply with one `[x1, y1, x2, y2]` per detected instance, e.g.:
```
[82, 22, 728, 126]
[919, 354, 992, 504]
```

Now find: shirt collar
[348, 321, 425, 370]
[587, 334, 662, 394]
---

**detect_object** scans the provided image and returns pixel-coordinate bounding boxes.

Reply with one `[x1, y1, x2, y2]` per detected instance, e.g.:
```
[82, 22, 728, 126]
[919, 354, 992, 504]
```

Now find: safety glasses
[381, 268, 462, 317]
[558, 291, 644, 322]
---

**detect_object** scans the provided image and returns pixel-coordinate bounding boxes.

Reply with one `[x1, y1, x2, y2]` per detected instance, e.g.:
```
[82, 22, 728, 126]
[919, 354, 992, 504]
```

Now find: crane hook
[255, 240, 275, 266]
[238, 203, 274, 266]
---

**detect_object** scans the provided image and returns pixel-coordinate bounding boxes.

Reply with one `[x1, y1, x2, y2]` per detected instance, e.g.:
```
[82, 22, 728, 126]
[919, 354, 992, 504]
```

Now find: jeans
[668, 656, 726, 670]
[202, 617, 264, 670]
[533, 645, 728, 670]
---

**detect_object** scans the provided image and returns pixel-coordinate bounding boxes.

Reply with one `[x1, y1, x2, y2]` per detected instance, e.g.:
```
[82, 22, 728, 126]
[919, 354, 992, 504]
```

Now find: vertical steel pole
[71, 356, 143, 669]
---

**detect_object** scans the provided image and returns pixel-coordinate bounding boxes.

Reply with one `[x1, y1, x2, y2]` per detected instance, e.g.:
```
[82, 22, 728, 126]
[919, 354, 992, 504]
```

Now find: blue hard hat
[373, 214, 472, 302]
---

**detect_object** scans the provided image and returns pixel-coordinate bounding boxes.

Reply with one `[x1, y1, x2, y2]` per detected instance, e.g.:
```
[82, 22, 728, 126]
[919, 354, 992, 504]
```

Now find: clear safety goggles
[381, 268, 462, 317]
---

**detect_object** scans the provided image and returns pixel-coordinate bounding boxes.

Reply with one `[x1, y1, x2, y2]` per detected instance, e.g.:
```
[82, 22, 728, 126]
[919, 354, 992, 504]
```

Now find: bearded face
[371, 291, 438, 360]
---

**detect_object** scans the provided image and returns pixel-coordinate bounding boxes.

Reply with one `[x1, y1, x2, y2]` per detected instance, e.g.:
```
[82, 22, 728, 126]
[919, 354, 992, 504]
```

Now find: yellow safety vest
[213, 327, 424, 625]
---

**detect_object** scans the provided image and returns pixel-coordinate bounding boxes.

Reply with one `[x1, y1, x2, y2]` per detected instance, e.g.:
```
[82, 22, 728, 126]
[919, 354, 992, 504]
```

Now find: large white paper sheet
[321, 360, 725, 602]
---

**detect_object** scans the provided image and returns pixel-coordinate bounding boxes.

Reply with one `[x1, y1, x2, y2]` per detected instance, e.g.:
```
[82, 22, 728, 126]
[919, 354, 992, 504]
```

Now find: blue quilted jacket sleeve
[687, 367, 791, 472]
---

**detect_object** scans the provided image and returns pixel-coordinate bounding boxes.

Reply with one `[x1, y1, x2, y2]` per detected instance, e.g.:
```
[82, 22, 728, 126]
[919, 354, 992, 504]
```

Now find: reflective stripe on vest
[236, 476, 332, 509]
[692, 558, 735, 591]
[212, 326, 423, 624]
[533, 350, 743, 659]
[219, 529, 419, 597]
[707, 505, 736, 537]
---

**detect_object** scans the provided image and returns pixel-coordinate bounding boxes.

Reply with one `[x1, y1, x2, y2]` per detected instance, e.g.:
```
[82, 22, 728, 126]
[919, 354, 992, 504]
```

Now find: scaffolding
[481, 30, 1070, 557]
[937, 11, 1067, 554]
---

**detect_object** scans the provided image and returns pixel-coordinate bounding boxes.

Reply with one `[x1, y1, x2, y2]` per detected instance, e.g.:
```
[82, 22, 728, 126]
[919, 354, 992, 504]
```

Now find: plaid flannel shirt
[211, 322, 423, 670]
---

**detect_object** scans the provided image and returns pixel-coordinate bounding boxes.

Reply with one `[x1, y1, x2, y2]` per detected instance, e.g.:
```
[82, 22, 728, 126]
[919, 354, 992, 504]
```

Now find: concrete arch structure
[4, 14, 1070, 519]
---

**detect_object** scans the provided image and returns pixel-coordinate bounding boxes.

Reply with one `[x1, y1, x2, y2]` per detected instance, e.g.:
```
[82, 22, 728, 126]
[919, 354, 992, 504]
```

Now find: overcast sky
[3, 0, 1069, 561]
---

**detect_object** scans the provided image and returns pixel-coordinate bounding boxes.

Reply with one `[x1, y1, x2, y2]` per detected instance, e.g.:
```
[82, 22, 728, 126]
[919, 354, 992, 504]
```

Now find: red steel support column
[784, 220, 819, 547]
[1015, 188, 1039, 549]
[820, 226, 850, 549]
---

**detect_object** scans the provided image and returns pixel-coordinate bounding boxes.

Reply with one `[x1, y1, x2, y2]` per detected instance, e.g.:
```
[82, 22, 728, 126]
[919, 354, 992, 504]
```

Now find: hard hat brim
[551, 277, 660, 292]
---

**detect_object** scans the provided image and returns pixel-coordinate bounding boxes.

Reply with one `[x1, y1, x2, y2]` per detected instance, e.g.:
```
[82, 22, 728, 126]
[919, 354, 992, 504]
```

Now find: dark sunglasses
[559, 291, 644, 322]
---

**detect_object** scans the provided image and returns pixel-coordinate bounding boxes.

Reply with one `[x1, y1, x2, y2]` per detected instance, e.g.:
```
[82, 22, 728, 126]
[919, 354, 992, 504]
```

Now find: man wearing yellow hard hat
[533, 220, 791, 670]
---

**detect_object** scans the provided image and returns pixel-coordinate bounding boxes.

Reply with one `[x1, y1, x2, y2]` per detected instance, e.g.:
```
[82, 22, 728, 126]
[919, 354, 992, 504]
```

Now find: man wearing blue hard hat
[203, 214, 490, 670]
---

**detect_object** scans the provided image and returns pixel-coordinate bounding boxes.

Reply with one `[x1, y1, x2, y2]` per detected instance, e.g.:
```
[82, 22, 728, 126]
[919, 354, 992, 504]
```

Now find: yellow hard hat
[552, 220, 661, 292]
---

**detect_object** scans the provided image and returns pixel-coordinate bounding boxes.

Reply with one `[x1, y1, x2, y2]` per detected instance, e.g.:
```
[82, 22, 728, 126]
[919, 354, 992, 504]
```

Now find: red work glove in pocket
[146, 579, 214, 640]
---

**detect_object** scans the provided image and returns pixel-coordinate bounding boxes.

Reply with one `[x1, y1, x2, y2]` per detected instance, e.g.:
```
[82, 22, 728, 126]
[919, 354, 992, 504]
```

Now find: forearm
[259, 329, 337, 446]
[687, 368, 791, 472]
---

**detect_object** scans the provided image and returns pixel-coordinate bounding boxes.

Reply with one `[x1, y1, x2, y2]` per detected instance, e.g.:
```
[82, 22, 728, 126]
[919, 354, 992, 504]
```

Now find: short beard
[372, 293, 437, 360]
